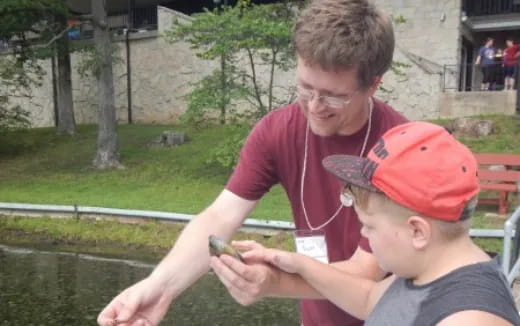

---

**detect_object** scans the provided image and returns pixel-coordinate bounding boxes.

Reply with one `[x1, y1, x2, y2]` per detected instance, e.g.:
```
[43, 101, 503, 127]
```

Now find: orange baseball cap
[323, 121, 480, 221]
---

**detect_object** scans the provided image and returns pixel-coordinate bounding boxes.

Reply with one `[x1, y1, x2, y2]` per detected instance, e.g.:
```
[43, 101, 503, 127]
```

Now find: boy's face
[295, 57, 377, 137]
[355, 204, 415, 277]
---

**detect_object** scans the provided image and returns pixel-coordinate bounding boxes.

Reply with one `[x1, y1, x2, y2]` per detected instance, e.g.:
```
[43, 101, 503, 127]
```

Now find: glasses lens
[323, 97, 346, 109]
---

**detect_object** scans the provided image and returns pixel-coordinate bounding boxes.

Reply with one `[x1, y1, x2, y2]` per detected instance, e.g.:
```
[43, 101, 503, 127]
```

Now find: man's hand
[209, 240, 284, 306]
[97, 277, 174, 326]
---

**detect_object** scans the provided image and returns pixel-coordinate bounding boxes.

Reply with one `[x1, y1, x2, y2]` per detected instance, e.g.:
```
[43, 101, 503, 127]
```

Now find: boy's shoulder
[367, 260, 520, 326]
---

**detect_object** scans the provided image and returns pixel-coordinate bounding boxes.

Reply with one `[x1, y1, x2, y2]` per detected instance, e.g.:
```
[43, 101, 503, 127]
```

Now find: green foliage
[75, 43, 124, 79]
[206, 123, 251, 169]
[167, 0, 297, 125]
[0, 55, 44, 133]
[0, 0, 71, 132]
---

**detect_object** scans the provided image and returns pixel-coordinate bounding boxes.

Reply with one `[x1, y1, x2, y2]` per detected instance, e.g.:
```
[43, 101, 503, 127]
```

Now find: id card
[294, 229, 329, 264]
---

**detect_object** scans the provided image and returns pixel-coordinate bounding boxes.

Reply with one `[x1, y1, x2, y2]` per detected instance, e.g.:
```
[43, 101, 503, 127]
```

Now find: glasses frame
[296, 85, 358, 109]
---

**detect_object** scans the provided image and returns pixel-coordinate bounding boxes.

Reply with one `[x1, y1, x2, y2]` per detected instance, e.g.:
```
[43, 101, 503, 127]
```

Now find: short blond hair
[347, 185, 476, 240]
[293, 0, 395, 89]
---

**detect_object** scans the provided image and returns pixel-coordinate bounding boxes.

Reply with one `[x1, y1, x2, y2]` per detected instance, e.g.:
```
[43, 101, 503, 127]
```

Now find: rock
[449, 118, 493, 138]
[162, 131, 185, 146]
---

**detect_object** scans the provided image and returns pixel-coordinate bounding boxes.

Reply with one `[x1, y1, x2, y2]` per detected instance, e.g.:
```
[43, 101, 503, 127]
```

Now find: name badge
[294, 229, 329, 264]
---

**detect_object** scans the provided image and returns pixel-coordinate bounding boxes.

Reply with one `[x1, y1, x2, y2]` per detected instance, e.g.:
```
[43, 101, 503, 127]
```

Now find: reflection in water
[0, 244, 299, 325]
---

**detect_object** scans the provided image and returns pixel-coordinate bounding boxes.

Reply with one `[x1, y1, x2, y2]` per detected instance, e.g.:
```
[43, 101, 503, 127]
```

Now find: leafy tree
[167, 0, 298, 125]
[0, 0, 76, 135]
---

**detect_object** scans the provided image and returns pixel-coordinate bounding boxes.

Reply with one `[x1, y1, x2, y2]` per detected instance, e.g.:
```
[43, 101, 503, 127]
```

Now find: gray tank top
[365, 260, 520, 326]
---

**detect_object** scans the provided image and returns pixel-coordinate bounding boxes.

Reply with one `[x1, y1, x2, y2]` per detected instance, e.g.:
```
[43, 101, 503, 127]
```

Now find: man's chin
[309, 124, 336, 137]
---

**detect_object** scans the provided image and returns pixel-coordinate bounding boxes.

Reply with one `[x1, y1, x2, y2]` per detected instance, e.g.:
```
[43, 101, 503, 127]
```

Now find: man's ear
[407, 216, 432, 250]
[367, 75, 382, 96]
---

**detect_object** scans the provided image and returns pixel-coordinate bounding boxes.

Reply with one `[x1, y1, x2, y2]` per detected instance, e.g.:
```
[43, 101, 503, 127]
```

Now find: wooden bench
[474, 153, 520, 215]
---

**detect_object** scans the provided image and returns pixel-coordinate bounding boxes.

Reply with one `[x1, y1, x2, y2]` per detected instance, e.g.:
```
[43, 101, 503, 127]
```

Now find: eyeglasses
[296, 85, 357, 109]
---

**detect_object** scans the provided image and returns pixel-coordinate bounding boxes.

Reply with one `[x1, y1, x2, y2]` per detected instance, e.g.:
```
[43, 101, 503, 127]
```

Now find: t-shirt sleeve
[358, 235, 371, 252]
[225, 115, 279, 200]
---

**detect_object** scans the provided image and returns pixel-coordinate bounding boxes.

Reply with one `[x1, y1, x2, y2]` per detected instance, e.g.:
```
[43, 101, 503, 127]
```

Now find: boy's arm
[437, 310, 514, 326]
[210, 245, 387, 305]
[297, 254, 395, 320]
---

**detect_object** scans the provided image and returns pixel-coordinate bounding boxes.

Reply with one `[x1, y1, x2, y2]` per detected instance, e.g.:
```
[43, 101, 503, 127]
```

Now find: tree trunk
[55, 15, 76, 136]
[92, 0, 121, 169]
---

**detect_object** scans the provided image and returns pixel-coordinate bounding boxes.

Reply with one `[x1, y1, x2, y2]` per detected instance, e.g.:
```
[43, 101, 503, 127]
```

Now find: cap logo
[361, 139, 389, 182]
[361, 160, 379, 181]
[372, 139, 389, 159]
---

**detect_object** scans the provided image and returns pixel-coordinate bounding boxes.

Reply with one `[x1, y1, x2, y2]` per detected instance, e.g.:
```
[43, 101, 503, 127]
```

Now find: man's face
[295, 57, 376, 136]
[507, 40, 513, 47]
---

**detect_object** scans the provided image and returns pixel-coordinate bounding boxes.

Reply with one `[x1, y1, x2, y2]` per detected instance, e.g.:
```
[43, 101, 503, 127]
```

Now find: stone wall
[439, 90, 517, 118]
[3, 3, 517, 128]
[373, 0, 463, 120]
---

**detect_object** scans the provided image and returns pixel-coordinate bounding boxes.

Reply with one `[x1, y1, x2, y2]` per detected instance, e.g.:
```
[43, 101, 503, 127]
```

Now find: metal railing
[443, 62, 511, 92]
[502, 205, 520, 284]
[463, 0, 520, 17]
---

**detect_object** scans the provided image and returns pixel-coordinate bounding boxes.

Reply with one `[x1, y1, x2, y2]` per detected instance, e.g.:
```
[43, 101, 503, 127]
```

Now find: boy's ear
[406, 216, 432, 250]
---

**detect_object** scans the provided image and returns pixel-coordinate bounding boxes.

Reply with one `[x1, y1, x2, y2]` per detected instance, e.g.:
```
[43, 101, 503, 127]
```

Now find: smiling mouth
[312, 113, 335, 121]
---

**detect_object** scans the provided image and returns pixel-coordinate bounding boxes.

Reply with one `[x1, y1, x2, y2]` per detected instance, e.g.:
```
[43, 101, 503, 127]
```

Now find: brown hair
[293, 0, 395, 89]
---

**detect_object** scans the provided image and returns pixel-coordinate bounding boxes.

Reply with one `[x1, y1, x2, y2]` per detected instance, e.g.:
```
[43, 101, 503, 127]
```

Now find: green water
[0, 244, 299, 325]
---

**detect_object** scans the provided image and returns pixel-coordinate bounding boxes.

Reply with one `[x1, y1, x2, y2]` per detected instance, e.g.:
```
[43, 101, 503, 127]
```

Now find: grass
[0, 216, 296, 262]
[0, 114, 519, 255]
[0, 124, 292, 221]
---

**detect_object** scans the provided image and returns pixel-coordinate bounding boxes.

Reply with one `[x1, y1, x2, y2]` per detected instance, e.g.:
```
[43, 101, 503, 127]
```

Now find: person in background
[97, 0, 407, 325]
[475, 37, 497, 91]
[503, 38, 520, 90]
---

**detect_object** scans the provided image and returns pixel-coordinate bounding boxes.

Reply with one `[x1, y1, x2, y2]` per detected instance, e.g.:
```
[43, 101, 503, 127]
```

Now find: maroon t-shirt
[226, 99, 407, 326]
[504, 44, 520, 67]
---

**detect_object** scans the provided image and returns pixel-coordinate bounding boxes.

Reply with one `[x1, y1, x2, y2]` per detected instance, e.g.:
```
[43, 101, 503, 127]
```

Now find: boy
[228, 121, 520, 325]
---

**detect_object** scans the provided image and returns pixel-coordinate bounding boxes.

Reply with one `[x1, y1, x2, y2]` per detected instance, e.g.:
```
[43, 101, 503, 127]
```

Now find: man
[227, 122, 520, 325]
[97, 0, 407, 325]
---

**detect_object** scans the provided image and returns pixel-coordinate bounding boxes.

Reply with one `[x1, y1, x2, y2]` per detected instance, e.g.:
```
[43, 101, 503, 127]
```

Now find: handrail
[502, 205, 520, 283]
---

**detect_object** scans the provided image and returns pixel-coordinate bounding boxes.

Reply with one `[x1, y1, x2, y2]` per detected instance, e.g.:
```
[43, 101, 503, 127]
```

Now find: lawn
[0, 114, 519, 255]
[0, 123, 291, 221]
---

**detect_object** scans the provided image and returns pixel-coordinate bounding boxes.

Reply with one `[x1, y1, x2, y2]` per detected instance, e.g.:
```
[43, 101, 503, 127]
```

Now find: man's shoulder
[372, 98, 408, 128]
[255, 102, 303, 130]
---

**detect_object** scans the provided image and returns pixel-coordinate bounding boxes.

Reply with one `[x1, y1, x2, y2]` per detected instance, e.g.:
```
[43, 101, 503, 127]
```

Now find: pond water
[0, 244, 299, 325]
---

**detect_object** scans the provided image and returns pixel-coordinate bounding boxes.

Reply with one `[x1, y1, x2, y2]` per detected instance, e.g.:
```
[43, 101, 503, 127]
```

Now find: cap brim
[322, 154, 379, 192]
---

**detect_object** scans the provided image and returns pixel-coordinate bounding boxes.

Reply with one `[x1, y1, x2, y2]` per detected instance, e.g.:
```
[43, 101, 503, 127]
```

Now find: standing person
[97, 0, 407, 325]
[503, 38, 520, 90]
[224, 122, 520, 326]
[475, 37, 497, 91]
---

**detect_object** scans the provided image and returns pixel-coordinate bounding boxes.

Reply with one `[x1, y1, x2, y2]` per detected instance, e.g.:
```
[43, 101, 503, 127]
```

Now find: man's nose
[307, 96, 326, 113]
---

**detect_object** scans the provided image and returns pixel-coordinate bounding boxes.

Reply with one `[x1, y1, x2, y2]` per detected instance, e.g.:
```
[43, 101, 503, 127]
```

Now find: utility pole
[126, 0, 136, 124]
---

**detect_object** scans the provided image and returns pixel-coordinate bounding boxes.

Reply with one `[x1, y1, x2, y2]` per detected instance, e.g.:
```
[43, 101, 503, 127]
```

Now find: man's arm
[98, 189, 257, 326]
[150, 189, 258, 298]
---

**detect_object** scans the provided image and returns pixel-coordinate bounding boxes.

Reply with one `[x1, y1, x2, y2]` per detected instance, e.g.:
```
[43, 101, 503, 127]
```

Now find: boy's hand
[243, 245, 303, 274]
